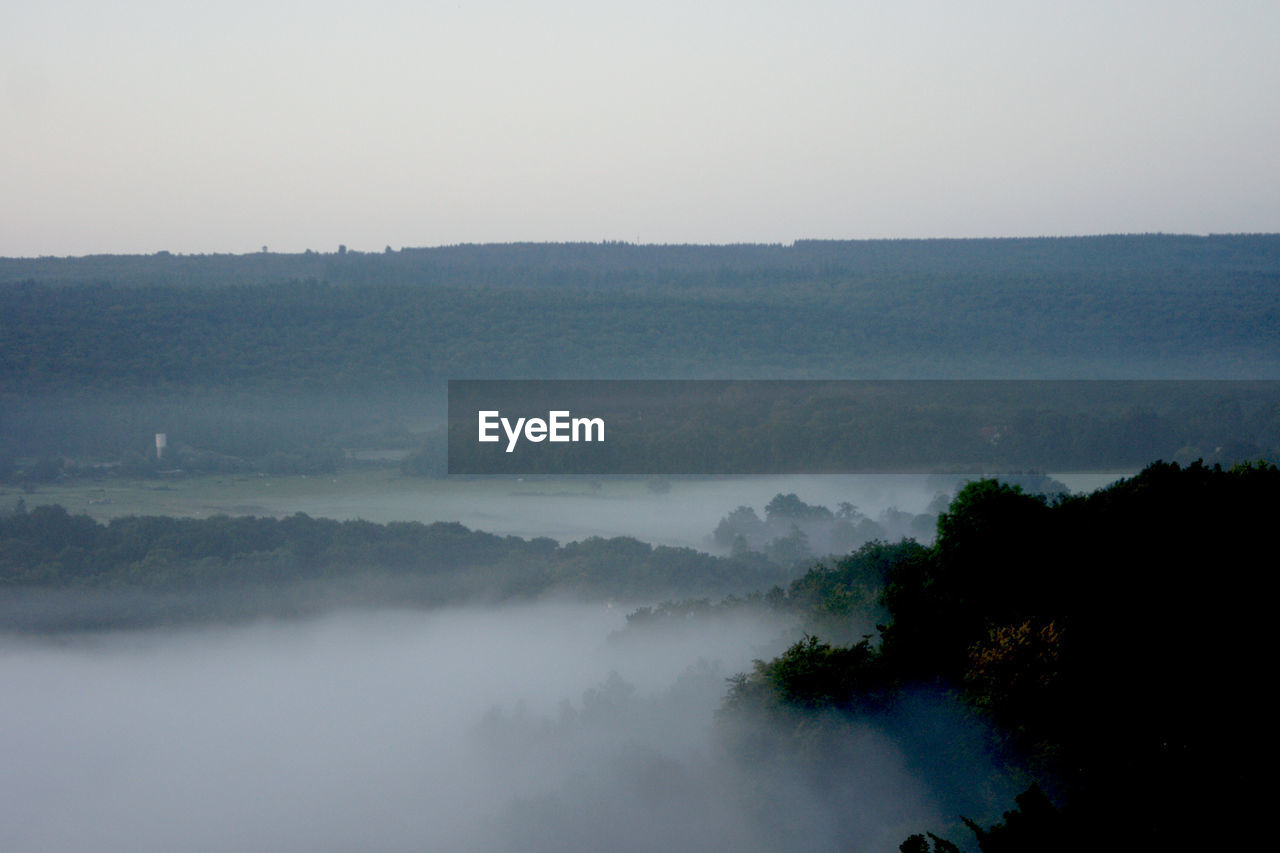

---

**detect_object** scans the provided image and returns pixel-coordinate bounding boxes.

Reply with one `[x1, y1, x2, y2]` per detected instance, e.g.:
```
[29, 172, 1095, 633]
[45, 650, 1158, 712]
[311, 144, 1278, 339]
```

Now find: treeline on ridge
[4, 235, 1280, 396]
[6, 235, 1280, 289]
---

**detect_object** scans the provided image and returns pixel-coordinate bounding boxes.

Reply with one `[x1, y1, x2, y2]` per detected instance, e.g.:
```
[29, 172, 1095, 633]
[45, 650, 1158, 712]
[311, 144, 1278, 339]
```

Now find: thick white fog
[0, 603, 1014, 852]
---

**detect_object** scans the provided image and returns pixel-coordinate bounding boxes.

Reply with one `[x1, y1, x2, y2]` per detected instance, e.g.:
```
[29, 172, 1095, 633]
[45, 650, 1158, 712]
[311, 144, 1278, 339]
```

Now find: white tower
[156, 433, 167, 461]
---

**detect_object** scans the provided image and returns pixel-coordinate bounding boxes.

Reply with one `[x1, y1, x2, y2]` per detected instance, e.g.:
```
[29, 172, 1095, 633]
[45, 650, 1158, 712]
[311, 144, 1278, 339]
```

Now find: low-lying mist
[0, 603, 1014, 852]
[282, 474, 954, 549]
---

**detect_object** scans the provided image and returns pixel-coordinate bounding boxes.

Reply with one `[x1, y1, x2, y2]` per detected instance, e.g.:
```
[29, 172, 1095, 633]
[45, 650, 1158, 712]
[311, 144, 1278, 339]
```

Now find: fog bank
[1, 604, 1011, 851]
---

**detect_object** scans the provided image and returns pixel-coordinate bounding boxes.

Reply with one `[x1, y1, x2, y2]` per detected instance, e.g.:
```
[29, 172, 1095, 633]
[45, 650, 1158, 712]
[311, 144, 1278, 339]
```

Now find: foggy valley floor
[0, 603, 1017, 853]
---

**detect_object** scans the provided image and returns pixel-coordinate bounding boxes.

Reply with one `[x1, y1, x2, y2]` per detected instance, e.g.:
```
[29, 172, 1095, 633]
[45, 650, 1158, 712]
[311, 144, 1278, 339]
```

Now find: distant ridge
[4, 233, 1279, 288]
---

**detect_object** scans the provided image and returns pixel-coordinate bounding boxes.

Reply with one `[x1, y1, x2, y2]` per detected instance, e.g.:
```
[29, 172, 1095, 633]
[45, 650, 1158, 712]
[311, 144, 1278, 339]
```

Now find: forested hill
[3, 235, 1280, 395]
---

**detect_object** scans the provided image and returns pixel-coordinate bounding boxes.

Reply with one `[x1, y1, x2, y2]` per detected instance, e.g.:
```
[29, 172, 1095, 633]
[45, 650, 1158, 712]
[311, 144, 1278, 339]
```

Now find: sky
[3, 0, 1278, 256]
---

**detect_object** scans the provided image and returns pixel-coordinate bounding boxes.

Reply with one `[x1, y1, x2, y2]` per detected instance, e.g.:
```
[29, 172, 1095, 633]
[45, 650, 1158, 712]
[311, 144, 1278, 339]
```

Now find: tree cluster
[720, 461, 1278, 849]
[0, 504, 792, 630]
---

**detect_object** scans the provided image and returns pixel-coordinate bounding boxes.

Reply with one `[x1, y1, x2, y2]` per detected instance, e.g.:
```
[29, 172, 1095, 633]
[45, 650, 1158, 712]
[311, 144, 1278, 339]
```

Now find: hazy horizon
[7, 231, 1280, 262]
[5, 1, 1278, 257]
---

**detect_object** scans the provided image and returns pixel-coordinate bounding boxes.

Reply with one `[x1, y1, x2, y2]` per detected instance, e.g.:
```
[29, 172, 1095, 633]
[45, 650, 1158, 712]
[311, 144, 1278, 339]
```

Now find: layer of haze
[4, 1, 1279, 256]
[0, 604, 1014, 852]
[285, 475, 959, 549]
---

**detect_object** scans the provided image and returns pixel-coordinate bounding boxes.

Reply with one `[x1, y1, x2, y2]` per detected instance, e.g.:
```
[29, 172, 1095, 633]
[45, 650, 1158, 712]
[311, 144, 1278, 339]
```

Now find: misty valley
[3, 239, 1279, 851]
[3, 463, 1275, 851]
[0, 472, 1002, 852]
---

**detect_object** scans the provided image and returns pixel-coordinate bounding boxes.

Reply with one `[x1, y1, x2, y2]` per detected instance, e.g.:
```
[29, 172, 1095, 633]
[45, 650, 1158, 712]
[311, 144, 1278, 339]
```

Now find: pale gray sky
[3, 0, 1278, 256]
